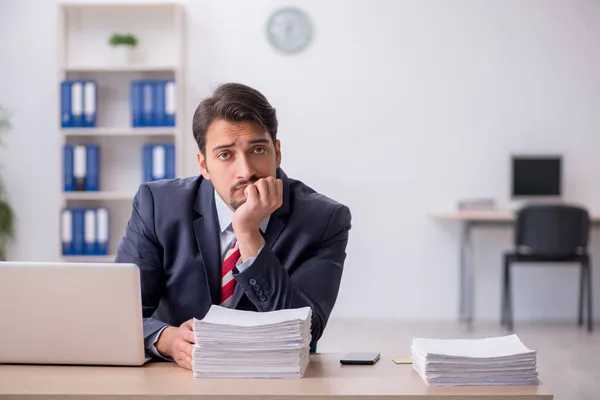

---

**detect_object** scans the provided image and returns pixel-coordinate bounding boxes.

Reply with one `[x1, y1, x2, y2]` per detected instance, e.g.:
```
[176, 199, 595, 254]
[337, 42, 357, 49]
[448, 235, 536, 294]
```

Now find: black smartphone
[340, 352, 381, 365]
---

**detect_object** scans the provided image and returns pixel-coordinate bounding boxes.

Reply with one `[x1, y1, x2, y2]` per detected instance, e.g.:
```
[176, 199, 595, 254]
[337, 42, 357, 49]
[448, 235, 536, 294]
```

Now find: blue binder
[152, 145, 166, 180]
[61, 208, 74, 255]
[96, 208, 109, 255]
[85, 145, 99, 191]
[63, 145, 74, 191]
[165, 80, 176, 127]
[141, 81, 154, 127]
[61, 81, 73, 128]
[83, 81, 97, 128]
[73, 145, 87, 191]
[84, 209, 97, 255]
[153, 80, 166, 127]
[165, 144, 175, 179]
[131, 81, 143, 127]
[142, 145, 153, 182]
[71, 81, 84, 128]
[72, 208, 85, 255]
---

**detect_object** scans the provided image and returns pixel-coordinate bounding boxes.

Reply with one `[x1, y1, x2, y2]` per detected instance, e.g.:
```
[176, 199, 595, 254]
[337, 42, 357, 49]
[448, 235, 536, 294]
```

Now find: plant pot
[111, 45, 134, 65]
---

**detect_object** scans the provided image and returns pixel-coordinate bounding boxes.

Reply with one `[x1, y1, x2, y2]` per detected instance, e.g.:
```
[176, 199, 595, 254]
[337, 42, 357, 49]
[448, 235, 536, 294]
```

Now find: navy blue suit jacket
[115, 169, 351, 354]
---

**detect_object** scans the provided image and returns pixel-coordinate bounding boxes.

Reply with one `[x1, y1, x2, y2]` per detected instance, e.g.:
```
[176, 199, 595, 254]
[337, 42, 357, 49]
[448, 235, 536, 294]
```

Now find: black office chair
[501, 204, 593, 332]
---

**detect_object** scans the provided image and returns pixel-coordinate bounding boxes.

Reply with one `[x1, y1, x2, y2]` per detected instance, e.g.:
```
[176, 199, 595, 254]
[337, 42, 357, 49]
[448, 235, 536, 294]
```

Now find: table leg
[465, 222, 474, 326]
[459, 222, 474, 326]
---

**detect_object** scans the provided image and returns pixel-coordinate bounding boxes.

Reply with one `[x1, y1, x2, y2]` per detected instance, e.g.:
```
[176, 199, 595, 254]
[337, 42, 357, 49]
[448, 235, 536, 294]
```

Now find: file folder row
[143, 144, 175, 182]
[63, 145, 99, 191]
[131, 80, 176, 127]
[61, 80, 97, 128]
[61, 208, 109, 256]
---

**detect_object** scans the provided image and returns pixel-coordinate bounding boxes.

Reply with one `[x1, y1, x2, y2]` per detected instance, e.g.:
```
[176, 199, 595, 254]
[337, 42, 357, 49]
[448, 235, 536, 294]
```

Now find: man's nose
[235, 155, 255, 181]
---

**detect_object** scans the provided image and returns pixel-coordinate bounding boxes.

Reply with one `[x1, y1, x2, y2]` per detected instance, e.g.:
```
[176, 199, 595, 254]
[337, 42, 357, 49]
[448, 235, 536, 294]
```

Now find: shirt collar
[214, 189, 270, 234]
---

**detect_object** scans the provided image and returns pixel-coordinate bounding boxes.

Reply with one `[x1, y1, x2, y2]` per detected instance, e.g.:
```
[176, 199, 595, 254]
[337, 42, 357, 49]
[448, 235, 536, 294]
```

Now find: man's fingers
[268, 178, 281, 209]
[180, 319, 193, 330]
[186, 330, 196, 344]
[185, 343, 193, 357]
[265, 178, 281, 211]
[245, 183, 259, 205]
[176, 339, 194, 356]
[256, 179, 270, 205]
[177, 357, 192, 371]
[276, 179, 283, 207]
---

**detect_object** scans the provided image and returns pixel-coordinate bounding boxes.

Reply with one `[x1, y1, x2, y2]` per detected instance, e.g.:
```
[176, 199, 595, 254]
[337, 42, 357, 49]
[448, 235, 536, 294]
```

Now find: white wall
[2, 0, 600, 322]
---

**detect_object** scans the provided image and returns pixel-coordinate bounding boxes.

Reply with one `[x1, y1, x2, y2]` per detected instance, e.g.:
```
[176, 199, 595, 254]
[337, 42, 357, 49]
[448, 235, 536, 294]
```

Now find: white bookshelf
[57, 2, 186, 262]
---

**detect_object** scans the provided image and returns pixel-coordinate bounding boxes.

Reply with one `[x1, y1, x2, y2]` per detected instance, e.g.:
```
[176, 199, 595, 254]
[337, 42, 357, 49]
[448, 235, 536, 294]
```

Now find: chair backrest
[515, 204, 590, 256]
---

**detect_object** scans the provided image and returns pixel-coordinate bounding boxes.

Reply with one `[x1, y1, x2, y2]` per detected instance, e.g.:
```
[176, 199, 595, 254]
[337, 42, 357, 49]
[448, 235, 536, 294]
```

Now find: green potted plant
[0, 106, 14, 261]
[108, 33, 138, 64]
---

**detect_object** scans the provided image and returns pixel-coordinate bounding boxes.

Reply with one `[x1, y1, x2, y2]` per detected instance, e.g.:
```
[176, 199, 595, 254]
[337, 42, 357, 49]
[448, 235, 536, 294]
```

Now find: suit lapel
[192, 178, 222, 305]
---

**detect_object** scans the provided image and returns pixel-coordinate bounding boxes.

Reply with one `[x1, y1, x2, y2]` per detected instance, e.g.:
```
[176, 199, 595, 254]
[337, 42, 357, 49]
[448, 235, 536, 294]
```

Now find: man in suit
[115, 83, 352, 370]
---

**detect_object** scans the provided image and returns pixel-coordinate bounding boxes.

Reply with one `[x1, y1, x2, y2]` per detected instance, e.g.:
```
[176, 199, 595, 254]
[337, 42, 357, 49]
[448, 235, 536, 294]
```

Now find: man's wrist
[236, 229, 265, 261]
[155, 326, 175, 357]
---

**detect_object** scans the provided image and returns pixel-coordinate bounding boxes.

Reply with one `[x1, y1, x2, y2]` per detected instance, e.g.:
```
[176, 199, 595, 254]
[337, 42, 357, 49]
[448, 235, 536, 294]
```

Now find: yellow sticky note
[392, 357, 412, 364]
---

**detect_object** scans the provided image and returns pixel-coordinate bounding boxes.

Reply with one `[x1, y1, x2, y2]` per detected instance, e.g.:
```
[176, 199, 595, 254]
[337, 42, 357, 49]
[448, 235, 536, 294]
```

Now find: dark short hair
[192, 83, 278, 154]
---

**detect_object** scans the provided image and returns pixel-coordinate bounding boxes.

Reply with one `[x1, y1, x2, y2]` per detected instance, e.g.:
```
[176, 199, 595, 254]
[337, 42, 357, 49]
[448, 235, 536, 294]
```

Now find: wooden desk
[431, 209, 600, 326]
[0, 354, 552, 400]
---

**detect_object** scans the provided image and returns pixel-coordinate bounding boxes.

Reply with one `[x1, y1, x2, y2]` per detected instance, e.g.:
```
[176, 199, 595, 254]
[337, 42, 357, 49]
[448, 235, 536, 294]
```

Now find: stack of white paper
[411, 334, 538, 386]
[192, 305, 312, 378]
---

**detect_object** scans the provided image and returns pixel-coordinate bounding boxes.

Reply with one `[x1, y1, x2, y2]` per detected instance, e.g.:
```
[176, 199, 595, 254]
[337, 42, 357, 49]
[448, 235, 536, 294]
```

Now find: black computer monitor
[511, 156, 561, 197]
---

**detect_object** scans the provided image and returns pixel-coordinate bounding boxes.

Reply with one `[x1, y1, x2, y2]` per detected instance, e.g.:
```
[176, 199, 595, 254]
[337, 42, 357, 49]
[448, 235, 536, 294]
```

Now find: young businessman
[115, 83, 352, 370]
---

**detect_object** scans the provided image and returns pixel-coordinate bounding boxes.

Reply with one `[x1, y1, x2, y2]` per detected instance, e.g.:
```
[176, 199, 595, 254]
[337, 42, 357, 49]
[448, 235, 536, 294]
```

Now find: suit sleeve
[232, 205, 351, 345]
[114, 183, 169, 356]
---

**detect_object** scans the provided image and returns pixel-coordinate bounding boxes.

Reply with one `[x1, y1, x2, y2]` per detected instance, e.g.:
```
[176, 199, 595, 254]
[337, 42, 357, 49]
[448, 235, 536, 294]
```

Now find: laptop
[0, 261, 148, 366]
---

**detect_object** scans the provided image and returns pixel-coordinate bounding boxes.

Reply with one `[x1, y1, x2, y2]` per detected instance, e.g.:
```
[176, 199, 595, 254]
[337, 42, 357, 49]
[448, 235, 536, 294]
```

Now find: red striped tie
[220, 240, 240, 307]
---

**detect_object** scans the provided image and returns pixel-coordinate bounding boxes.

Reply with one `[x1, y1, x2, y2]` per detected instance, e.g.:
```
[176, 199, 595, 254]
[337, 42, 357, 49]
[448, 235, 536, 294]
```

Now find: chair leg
[579, 262, 585, 326]
[501, 255, 508, 327]
[586, 259, 593, 332]
[506, 256, 513, 331]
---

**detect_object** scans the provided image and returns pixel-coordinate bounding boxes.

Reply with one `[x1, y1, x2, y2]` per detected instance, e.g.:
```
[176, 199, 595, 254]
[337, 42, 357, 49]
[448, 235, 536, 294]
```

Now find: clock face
[266, 7, 312, 54]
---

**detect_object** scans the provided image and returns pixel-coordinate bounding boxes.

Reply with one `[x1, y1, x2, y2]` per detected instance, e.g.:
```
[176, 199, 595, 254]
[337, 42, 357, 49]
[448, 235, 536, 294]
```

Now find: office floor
[318, 319, 599, 400]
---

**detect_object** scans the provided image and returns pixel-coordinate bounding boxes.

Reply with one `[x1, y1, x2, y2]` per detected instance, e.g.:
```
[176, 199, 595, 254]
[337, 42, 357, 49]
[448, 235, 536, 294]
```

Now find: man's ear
[197, 152, 211, 180]
[275, 139, 282, 168]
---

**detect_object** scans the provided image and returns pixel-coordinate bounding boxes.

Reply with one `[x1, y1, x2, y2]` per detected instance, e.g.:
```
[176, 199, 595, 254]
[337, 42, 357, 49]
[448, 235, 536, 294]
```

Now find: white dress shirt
[147, 190, 269, 359]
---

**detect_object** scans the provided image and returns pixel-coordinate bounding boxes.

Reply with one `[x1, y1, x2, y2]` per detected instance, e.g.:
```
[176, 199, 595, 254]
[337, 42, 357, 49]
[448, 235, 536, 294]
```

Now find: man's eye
[253, 147, 266, 154]
[217, 152, 231, 160]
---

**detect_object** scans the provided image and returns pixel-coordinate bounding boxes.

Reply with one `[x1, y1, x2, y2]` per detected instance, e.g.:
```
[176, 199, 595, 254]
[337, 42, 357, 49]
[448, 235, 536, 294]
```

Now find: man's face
[197, 119, 281, 210]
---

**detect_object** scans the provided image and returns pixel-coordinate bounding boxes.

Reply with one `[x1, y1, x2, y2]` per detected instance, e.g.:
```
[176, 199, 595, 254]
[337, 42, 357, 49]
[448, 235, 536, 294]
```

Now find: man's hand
[232, 177, 283, 261]
[155, 319, 195, 370]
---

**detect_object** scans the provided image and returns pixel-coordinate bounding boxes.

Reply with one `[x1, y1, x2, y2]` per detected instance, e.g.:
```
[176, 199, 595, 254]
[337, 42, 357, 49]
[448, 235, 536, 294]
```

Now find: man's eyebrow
[248, 138, 270, 145]
[212, 142, 235, 152]
[212, 138, 270, 152]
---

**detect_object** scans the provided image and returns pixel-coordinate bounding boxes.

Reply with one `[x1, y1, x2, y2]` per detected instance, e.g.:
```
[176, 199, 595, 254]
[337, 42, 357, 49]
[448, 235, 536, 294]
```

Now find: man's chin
[229, 196, 247, 211]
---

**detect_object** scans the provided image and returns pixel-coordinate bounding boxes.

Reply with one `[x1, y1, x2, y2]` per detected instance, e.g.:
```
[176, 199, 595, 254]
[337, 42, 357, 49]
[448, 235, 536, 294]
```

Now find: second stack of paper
[411, 334, 538, 386]
[192, 305, 312, 378]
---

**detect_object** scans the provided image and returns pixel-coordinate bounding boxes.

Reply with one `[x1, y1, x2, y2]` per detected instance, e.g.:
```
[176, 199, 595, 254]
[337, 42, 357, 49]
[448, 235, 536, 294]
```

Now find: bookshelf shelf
[61, 127, 177, 137]
[63, 191, 135, 201]
[63, 65, 180, 73]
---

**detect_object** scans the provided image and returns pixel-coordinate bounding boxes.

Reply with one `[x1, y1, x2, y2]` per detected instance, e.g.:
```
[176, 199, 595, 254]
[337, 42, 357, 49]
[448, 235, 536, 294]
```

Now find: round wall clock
[266, 7, 313, 54]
